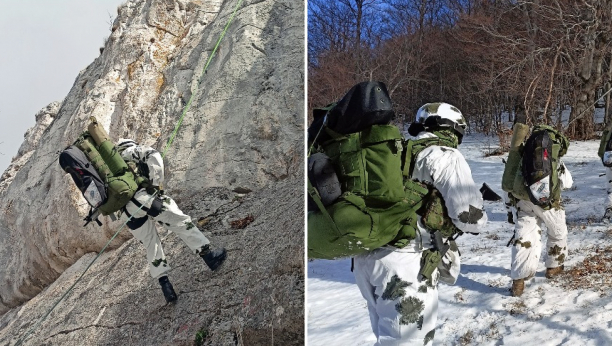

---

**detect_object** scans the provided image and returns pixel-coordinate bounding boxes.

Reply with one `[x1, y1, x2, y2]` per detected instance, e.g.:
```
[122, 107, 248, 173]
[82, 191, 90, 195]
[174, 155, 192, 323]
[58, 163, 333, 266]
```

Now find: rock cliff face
[0, 0, 304, 344]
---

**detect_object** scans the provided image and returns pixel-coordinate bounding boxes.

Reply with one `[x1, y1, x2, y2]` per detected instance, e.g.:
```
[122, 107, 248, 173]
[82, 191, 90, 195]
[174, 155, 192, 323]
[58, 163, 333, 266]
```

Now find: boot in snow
[511, 279, 524, 297]
[545, 265, 564, 279]
[159, 276, 177, 303]
[200, 244, 227, 271]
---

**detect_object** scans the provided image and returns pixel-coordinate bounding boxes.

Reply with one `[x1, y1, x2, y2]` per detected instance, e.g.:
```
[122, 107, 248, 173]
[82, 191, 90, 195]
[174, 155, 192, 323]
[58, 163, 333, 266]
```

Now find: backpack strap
[83, 208, 102, 227]
[402, 133, 458, 179]
[402, 140, 416, 178]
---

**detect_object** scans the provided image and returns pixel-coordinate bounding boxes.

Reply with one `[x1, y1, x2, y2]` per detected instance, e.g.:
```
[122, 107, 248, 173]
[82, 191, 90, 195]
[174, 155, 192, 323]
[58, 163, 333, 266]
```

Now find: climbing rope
[162, 0, 244, 158]
[14, 0, 243, 344]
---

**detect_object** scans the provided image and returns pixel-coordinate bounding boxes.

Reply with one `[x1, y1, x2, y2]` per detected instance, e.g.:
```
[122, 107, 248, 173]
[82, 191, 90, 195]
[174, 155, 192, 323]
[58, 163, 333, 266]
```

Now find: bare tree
[309, 0, 612, 140]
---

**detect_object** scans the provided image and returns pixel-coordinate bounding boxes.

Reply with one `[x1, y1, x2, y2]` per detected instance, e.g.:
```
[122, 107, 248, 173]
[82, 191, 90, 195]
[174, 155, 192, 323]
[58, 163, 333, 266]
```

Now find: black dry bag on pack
[325, 81, 394, 134]
[521, 130, 554, 206]
[59, 146, 107, 208]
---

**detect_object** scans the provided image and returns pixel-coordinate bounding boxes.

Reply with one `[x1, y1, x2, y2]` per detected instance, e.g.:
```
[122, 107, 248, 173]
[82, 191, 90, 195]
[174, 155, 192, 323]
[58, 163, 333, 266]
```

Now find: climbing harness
[14, 0, 244, 344]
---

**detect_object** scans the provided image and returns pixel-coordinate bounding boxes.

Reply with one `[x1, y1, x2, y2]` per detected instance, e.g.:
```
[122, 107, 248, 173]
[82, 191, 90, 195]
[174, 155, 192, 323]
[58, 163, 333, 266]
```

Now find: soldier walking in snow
[598, 126, 612, 221]
[116, 139, 227, 303]
[352, 103, 487, 345]
[502, 121, 572, 297]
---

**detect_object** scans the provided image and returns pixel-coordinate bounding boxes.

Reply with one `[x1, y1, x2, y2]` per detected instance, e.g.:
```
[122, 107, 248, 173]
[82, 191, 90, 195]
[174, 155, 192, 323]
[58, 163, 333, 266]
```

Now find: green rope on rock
[161, 0, 244, 159]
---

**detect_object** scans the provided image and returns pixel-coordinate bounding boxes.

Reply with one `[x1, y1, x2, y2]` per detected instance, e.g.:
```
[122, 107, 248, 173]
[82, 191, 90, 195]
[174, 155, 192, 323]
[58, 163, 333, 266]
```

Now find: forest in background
[308, 0, 612, 141]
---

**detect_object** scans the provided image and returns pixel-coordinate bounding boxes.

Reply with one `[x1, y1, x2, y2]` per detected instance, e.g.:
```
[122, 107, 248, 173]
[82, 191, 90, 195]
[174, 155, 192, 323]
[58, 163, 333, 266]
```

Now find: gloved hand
[507, 211, 514, 224]
[146, 186, 164, 196]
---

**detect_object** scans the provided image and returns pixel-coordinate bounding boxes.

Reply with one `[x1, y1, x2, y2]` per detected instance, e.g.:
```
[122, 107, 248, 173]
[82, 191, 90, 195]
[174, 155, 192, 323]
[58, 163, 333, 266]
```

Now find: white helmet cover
[117, 138, 137, 152]
[416, 102, 467, 135]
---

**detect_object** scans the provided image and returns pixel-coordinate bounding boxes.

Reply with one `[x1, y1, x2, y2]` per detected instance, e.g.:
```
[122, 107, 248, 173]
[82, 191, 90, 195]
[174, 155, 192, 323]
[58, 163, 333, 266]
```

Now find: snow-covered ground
[307, 133, 612, 345]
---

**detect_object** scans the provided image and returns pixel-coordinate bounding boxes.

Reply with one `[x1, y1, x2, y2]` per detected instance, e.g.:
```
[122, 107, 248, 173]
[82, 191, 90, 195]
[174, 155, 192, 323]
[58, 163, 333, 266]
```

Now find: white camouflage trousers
[123, 189, 210, 279]
[511, 199, 568, 280]
[353, 244, 439, 346]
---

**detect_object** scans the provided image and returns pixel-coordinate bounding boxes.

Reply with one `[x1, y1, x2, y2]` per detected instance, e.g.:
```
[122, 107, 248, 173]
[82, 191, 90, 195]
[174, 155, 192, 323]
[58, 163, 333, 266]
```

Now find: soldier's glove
[146, 186, 164, 196]
[507, 211, 514, 224]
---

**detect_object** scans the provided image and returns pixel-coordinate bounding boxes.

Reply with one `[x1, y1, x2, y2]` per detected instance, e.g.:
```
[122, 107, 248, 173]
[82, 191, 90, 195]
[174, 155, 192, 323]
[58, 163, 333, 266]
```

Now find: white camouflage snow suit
[119, 139, 211, 279]
[510, 161, 573, 280]
[353, 131, 487, 346]
[603, 167, 612, 219]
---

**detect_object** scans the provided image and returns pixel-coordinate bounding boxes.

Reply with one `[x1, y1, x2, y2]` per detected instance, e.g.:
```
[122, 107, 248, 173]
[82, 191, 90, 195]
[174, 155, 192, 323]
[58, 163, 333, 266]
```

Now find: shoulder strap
[402, 134, 457, 179]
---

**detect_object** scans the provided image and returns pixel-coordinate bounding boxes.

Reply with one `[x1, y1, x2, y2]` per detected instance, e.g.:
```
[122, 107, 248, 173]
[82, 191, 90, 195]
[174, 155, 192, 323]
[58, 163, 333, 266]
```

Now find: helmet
[415, 102, 467, 136]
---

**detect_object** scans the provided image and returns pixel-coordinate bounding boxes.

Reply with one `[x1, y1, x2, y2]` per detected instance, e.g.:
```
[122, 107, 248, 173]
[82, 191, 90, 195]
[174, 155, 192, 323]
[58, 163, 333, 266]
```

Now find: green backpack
[307, 125, 460, 260]
[68, 118, 145, 217]
[502, 124, 569, 209]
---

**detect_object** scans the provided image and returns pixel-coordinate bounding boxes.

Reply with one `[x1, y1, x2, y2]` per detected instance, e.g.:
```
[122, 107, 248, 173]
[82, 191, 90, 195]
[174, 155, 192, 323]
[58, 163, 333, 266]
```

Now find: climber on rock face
[116, 139, 227, 303]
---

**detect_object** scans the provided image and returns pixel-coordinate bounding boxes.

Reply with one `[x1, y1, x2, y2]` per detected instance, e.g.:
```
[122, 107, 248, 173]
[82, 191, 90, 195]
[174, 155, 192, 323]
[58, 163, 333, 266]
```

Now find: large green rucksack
[308, 124, 421, 259]
[59, 118, 146, 222]
[308, 82, 462, 260]
[307, 123, 460, 259]
[307, 103, 460, 259]
[501, 124, 569, 209]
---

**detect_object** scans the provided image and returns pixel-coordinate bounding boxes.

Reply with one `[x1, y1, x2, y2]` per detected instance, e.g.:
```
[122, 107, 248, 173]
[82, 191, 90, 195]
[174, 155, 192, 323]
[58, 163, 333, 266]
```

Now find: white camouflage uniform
[510, 161, 573, 280]
[353, 131, 487, 346]
[119, 140, 210, 279]
[604, 168, 612, 217]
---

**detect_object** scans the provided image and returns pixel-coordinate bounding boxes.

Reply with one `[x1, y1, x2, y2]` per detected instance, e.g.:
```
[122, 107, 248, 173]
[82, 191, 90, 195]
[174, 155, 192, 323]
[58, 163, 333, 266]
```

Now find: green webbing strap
[403, 135, 457, 178]
[307, 180, 340, 235]
[15, 191, 159, 346]
[161, 0, 244, 158]
[323, 125, 403, 158]
[402, 140, 415, 178]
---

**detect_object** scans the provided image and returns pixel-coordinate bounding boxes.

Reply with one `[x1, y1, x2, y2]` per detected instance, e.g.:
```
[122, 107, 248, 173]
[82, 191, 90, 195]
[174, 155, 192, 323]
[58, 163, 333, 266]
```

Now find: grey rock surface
[0, 0, 304, 344]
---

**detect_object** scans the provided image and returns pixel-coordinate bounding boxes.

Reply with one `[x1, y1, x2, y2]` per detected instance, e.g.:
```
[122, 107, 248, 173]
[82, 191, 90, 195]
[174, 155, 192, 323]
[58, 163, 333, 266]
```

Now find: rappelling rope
[14, 0, 243, 344]
[161, 0, 244, 158]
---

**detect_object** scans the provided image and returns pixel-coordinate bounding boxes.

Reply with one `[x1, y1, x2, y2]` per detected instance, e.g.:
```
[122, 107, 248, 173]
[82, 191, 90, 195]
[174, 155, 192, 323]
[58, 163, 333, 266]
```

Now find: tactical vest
[307, 126, 460, 259]
[502, 124, 569, 209]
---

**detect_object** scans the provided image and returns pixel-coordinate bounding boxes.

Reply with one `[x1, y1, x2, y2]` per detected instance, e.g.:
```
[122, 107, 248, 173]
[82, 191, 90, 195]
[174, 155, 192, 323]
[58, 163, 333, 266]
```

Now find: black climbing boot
[200, 244, 227, 271]
[159, 276, 177, 303]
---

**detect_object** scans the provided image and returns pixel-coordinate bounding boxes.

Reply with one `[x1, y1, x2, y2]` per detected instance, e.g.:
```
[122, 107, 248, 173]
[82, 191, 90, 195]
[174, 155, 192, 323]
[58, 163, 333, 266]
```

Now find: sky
[0, 0, 125, 174]
[308, 134, 612, 345]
